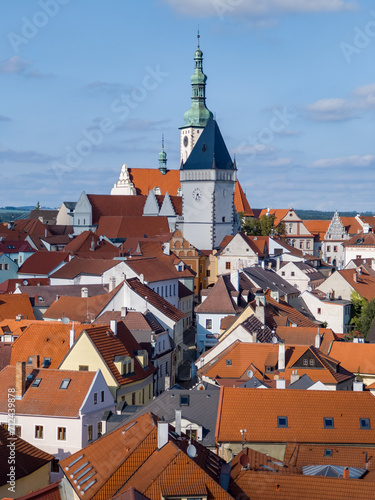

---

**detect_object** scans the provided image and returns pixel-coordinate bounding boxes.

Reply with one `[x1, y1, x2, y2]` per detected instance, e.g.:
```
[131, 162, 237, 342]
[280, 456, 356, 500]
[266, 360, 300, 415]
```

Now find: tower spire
[197, 26, 200, 49]
[158, 134, 167, 175]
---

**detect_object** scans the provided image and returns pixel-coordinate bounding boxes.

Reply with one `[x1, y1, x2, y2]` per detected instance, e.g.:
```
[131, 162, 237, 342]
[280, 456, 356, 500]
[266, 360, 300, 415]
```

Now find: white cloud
[310, 155, 375, 168]
[0, 146, 54, 164]
[164, 0, 356, 18]
[305, 98, 356, 121]
[352, 83, 375, 109]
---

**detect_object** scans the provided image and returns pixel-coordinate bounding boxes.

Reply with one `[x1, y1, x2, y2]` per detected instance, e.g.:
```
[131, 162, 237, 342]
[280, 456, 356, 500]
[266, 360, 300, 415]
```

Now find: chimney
[276, 257, 281, 271]
[278, 343, 285, 371]
[157, 421, 169, 449]
[69, 328, 75, 348]
[353, 380, 363, 392]
[15, 361, 26, 400]
[121, 306, 127, 318]
[315, 332, 321, 349]
[252, 331, 257, 343]
[140, 273, 145, 284]
[175, 409, 182, 436]
[31, 355, 39, 368]
[81, 287, 89, 298]
[163, 242, 170, 255]
[343, 467, 349, 479]
[276, 378, 286, 389]
[109, 276, 116, 292]
[90, 237, 95, 251]
[353, 273, 357, 283]
[230, 270, 239, 291]
[290, 370, 299, 384]
[110, 320, 117, 336]
[15, 283, 21, 291]
[255, 304, 265, 325]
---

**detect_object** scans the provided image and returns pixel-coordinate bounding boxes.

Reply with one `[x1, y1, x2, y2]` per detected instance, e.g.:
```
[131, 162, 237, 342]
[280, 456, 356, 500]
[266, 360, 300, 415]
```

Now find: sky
[0, 0, 374, 211]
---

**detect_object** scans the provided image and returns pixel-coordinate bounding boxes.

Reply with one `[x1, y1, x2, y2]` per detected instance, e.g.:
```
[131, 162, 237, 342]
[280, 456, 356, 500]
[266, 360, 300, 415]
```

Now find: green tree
[241, 213, 286, 237]
[349, 292, 375, 339]
[35, 201, 41, 210]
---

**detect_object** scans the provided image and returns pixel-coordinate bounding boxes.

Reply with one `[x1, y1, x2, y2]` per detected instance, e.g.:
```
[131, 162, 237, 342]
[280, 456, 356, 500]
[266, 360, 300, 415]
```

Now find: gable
[291, 349, 324, 369]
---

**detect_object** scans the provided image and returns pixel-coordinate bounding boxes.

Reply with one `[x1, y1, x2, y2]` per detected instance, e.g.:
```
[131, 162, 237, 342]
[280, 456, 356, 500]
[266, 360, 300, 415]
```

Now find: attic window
[360, 418, 371, 429]
[26, 356, 33, 365]
[277, 416, 288, 428]
[32, 378, 42, 387]
[226, 359, 232, 366]
[42, 357, 51, 368]
[324, 449, 333, 457]
[309, 359, 315, 366]
[60, 378, 71, 390]
[38, 296, 44, 302]
[324, 418, 334, 429]
[180, 395, 189, 406]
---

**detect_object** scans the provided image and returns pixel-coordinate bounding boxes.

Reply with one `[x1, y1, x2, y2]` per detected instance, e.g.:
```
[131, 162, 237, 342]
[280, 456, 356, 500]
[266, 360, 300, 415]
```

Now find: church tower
[179, 32, 213, 164]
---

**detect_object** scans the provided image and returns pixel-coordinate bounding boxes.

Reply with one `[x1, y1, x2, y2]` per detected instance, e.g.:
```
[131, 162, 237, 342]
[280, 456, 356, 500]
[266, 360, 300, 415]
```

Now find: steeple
[181, 32, 213, 129]
[158, 134, 167, 175]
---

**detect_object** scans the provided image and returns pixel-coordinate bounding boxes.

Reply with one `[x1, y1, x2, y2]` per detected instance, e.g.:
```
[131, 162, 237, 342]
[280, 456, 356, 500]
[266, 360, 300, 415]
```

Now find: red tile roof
[124, 257, 180, 282]
[0, 366, 96, 417]
[338, 268, 375, 300]
[96, 216, 171, 239]
[0, 426, 54, 487]
[14, 481, 62, 500]
[10, 321, 88, 368]
[0, 240, 34, 254]
[195, 276, 243, 315]
[276, 327, 337, 354]
[0, 293, 35, 321]
[62, 230, 119, 256]
[18, 251, 69, 276]
[329, 341, 375, 375]
[0, 278, 49, 294]
[49, 257, 119, 279]
[126, 278, 185, 322]
[262, 291, 318, 328]
[234, 182, 253, 217]
[215, 387, 375, 445]
[303, 220, 330, 240]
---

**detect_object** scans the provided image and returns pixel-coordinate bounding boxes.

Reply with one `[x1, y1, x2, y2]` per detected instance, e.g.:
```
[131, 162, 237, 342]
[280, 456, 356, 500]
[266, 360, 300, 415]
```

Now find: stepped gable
[182, 119, 234, 171]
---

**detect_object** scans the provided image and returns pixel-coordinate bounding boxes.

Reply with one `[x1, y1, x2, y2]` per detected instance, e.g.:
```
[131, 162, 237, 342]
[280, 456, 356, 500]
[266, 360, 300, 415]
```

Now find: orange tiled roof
[234, 182, 253, 217]
[215, 387, 375, 444]
[0, 293, 35, 321]
[18, 251, 69, 276]
[124, 257, 180, 282]
[257, 208, 290, 226]
[0, 425, 54, 486]
[0, 318, 36, 337]
[284, 443, 375, 470]
[10, 321, 88, 368]
[80, 324, 156, 386]
[264, 291, 317, 328]
[343, 231, 375, 247]
[303, 220, 330, 240]
[14, 481, 62, 500]
[230, 470, 375, 500]
[96, 216, 171, 239]
[49, 257, 119, 279]
[43, 282, 122, 322]
[338, 268, 375, 301]
[62, 230, 119, 256]
[276, 327, 337, 355]
[340, 216, 363, 235]
[329, 341, 375, 375]
[0, 366, 96, 417]
[195, 276, 243, 315]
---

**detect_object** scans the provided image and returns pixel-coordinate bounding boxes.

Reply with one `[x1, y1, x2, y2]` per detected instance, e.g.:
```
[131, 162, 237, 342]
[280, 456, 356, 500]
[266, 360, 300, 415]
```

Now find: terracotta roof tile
[276, 327, 337, 355]
[0, 278, 49, 294]
[0, 426, 54, 487]
[49, 257, 119, 279]
[124, 257, 180, 282]
[96, 216, 171, 239]
[0, 293, 35, 321]
[338, 268, 375, 300]
[10, 321, 88, 368]
[13, 481, 62, 500]
[62, 230, 119, 256]
[215, 388, 375, 445]
[340, 216, 363, 235]
[195, 276, 243, 315]
[0, 366, 96, 417]
[234, 182, 253, 217]
[264, 291, 318, 328]
[329, 341, 375, 375]
[18, 251, 69, 276]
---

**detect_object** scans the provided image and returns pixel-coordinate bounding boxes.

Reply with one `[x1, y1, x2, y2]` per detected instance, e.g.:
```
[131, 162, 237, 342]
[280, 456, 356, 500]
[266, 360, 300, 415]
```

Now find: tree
[35, 201, 41, 210]
[349, 292, 375, 339]
[241, 213, 286, 237]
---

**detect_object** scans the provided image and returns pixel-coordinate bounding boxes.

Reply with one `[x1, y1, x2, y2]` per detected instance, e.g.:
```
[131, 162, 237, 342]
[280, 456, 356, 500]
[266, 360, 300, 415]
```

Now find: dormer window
[60, 378, 71, 390]
[32, 378, 42, 387]
[324, 417, 334, 429]
[226, 359, 232, 366]
[26, 356, 33, 365]
[360, 418, 371, 429]
[42, 357, 51, 368]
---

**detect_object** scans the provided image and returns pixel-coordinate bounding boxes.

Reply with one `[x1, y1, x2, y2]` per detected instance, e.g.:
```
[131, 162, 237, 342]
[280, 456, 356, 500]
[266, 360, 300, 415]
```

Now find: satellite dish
[247, 369, 254, 379]
[240, 454, 250, 468]
[23, 279, 28, 286]
[272, 336, 278, 344]
[61, 317, 70, 324]
[187, 444, 197, 458]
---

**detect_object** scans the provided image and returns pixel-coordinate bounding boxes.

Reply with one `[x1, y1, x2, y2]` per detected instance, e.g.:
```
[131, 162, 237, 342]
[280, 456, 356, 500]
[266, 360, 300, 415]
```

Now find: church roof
[182, 119, 234, 171]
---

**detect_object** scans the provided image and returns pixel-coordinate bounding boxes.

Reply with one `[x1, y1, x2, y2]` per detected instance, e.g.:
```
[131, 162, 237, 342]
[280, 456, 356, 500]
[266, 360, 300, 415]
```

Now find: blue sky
[0, 0, 374, 211]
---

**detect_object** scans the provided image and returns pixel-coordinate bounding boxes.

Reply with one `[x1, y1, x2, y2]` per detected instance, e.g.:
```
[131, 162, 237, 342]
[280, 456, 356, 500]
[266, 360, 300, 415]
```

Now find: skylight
[360, 418, 371, 429]
[277, 416, 288, 428]
[324, 449, 333, 457]
[42, 357, 51, 368]
[324, 417, 334, 429]
[60, 378, 71, 390]
[31, 378, 41, 387]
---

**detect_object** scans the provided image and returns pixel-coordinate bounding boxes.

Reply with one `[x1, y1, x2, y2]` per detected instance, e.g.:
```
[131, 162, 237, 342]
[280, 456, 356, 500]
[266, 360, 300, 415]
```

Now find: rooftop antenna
[197, 26, 200, 48]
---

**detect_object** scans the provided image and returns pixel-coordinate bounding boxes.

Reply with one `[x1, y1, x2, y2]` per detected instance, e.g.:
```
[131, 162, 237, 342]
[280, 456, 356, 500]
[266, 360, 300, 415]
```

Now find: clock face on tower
[192, 188, 202, 202]
[183, 136, 189, 147]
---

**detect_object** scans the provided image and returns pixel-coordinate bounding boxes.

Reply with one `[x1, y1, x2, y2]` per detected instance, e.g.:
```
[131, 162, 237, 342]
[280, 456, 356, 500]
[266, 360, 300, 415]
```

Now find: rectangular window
[309, 359, 315, 366]
[132, 392, 136, 405]
[299, 241, 303, 249]
[317, 308, 321, 314]
[87, 425, 93, 441]
[57, 427, 66, 441]
[4, 264, 8, 271]
[324, 449, 333, 457]
[327, 257, 331, 264]
[35, 425, 43, 439]
[199, 265, 203, 273]
[60, 379, 71, 389]
[15, 426, 21, 437]
[206, 270, 210, 277]
[281, 271, 285, 276]
[226, 359, 232, 366]
[51, 458, 60, 473]
[79, 365, 89, 371]
[327, 246, 331, 252]
[101, 390, 104, 402]
[225, 262, 231, 270]
[334, 246, 337, 252]
[32, 378, 42, 387]
[324, 418, 334, 429]
[180, 395, 189, 406]
[291, 271, 295, 277]
[206, 319, 212, 330]
[277, 416, 288, 428]
[42, 357, 51, 368]
[303, 359, 308, 366]
[360, 418, 371, 429]
[0, 264, 2, 270]
[94, 393, 97, 404]
[306, 241, 310, 249]
[97, 422, 102, 438]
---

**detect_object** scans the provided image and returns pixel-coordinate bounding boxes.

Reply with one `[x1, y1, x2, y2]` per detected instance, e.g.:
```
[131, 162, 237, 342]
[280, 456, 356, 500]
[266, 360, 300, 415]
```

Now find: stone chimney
[353, 380, 363, 392]
[109, 276, 116, 292]
[157, 421, 169, 449]
[230, 270, 239, 291]
[110, 320, 117, 336]
[175, 409, 182, 436]
[30, 355, 39, 368]
[290, 370, 299, 384]
[278, 343, 285, 372]
[254, 303, 265, 325]
[15, 361, 26, 400]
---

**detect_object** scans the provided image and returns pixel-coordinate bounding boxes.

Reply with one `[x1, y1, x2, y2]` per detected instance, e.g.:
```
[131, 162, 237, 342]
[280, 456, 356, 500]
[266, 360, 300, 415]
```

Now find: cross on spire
[197, 26, 200, 48]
